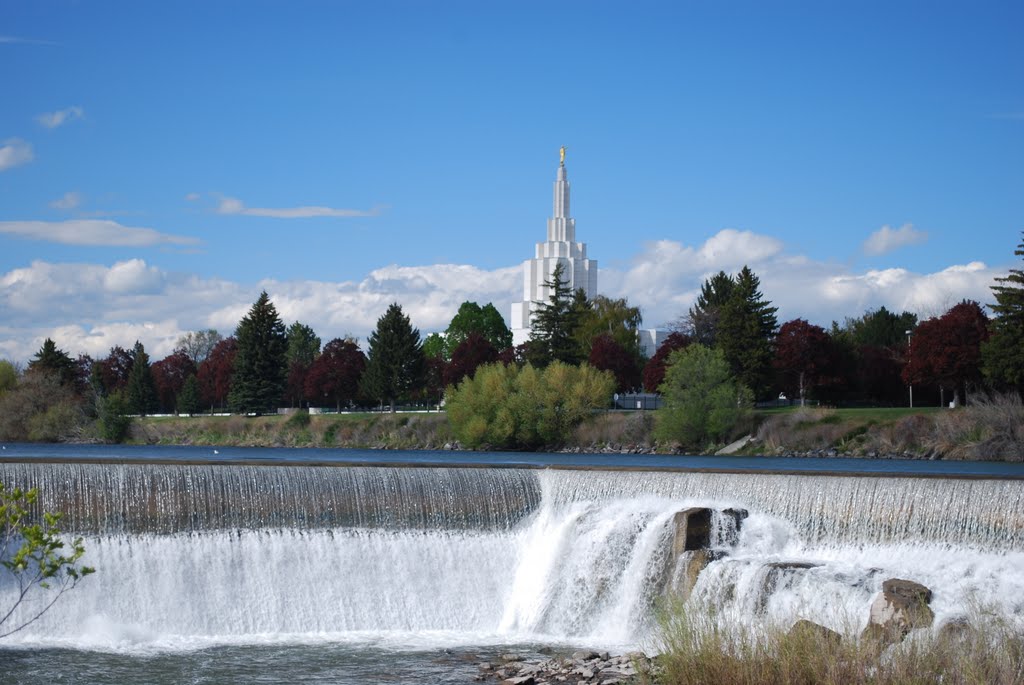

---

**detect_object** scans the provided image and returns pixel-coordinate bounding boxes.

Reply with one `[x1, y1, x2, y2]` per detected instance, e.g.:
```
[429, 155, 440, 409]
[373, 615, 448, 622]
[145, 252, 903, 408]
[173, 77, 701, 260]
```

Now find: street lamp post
[906, 329, 913, 408]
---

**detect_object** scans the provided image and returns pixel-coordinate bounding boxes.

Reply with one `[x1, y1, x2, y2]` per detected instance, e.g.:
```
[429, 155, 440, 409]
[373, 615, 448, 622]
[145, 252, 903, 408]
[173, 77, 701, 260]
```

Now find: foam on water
[0, 463, 1020, 653]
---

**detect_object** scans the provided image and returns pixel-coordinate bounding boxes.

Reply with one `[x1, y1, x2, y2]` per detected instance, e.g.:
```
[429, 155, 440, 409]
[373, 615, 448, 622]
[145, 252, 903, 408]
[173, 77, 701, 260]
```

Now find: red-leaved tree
[304, 338, 367, 411]
[589, 333, 641, 393]
[903, 300, 990, 405]
[151, 351, 197, 413]
[642, 332, 692, 392]
[92, 346, 134, 395]
[197, 337, 237, 411]
[444, 332, 498, 387]
[773, 319, 839, 405]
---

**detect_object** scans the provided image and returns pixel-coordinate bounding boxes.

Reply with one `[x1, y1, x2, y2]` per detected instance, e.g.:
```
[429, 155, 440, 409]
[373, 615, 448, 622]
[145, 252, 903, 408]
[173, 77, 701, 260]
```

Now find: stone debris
[482, 650, 655, 685]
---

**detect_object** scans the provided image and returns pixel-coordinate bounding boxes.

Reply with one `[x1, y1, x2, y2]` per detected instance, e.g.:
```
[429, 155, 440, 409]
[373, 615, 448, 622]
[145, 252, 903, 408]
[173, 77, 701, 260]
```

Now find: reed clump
[650, 605, 1024, 685]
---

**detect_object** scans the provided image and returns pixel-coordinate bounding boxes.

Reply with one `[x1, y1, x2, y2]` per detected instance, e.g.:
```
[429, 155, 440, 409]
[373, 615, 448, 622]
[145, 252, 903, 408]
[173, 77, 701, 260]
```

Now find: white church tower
[510, 148, 598, 346]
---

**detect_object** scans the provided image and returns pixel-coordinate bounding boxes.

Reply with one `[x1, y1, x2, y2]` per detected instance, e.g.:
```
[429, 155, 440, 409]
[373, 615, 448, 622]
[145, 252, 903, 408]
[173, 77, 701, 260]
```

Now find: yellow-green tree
[446, 361, 614, 450]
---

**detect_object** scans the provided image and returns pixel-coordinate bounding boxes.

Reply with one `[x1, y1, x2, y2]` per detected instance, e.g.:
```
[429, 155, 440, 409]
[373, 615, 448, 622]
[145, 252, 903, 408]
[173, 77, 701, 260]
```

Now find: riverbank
[122, 399, 1024, 462]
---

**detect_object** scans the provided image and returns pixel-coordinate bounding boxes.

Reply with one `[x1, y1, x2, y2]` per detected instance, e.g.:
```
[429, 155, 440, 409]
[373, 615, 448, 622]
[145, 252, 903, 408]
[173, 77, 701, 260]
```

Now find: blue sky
[1, 1, 1022, 362]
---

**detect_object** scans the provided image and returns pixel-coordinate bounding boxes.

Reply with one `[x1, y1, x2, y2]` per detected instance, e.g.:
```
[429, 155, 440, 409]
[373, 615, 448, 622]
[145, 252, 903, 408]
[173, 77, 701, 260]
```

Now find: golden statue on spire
[559, 145, 567, 166]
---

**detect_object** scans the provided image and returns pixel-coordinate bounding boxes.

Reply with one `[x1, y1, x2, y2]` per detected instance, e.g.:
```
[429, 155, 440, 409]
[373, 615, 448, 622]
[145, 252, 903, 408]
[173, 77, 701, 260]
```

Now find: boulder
[787, 619, 842, 646]
[757, 562, 820, 614]
[861, 578, 934, 644]
[673, 508, 712, 555]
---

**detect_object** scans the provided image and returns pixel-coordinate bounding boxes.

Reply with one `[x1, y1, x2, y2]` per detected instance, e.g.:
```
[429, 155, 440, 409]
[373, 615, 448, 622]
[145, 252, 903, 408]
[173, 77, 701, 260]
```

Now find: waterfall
[0, 462, 1020, 652]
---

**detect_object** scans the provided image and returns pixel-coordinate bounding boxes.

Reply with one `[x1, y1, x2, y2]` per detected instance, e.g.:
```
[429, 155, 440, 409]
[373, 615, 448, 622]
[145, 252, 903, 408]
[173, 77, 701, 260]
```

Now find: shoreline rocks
[476, 651, 655, 685]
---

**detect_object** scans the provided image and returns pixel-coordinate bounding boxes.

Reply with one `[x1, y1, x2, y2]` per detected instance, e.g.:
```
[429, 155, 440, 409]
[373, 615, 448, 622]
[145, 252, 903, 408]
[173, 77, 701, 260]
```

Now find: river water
[0, 444, 1021, 683]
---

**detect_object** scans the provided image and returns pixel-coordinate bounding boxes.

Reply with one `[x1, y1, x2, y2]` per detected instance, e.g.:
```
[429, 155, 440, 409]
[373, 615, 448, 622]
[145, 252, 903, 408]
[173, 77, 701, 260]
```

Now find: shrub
[446, 361, 615, 450]
[656, 345, 753, 448]
[97, 391, 133, 443]
[285, 409, 311, 430]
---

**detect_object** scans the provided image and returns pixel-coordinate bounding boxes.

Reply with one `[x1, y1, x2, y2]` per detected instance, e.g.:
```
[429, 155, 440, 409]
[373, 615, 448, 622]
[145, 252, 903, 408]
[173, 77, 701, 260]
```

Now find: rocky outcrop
[861, 578, 934, 644]
[664, 507, 748, 596]
[476, 650, 655, 685]
[788, 619, 842, 646]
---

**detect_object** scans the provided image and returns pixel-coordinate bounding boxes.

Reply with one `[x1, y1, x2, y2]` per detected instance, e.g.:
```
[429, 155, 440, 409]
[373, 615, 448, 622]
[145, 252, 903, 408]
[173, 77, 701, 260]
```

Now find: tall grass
[650, 602, 1024, 685]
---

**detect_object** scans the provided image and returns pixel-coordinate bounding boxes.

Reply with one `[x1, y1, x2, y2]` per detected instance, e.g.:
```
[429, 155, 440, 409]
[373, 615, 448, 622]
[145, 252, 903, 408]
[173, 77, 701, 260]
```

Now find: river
[0, 444, 1021, 683]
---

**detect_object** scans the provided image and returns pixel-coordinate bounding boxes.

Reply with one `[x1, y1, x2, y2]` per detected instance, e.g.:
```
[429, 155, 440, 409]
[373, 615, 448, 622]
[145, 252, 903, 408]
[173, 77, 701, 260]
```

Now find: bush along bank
[118, 396, 1024, 462]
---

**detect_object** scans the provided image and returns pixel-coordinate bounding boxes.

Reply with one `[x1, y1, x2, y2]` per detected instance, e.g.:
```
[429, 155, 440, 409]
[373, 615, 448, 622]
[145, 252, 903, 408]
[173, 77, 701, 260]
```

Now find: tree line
[1, 233, 1022, 444]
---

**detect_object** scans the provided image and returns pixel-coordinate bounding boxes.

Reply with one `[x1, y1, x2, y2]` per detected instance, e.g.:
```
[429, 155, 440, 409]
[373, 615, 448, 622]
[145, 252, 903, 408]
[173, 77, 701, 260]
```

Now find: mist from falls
[0, 462, 1020, 653]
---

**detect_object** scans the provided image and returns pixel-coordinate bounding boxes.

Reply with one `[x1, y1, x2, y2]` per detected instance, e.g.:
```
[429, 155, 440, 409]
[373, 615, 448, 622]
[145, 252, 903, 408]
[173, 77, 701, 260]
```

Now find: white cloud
[215, 195, 379, 219]
[0, 219, 200, 247]
[599, 230, 998, 329]
[50, 191, 83, 210]
[0, 138, 34, 171]
[863, 223, 928, 256]
[0, 36, 55, 46]
[36, 106, 83, 129]
[184, 192, 201, 202]
[0, 230, 1004, 363]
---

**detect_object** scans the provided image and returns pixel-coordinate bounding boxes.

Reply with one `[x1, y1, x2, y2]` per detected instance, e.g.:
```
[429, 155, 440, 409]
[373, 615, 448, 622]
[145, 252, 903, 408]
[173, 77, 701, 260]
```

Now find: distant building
[510, 150, 597, 346]
[510, 150, 666, 357]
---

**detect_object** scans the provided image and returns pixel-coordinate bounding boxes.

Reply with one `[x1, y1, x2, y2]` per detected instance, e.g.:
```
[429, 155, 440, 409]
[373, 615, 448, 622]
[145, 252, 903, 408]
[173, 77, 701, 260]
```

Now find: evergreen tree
[125, 341, 158, 415]
[229, 291, 288, 414]
[284, 322, 321, 407]
[360, 303, 425, 412]
[27, 338, 77, 386]
[982, 232, 1024, 394]
[685, 271, 736, 346]
[716, 266, 778, 399]
[177, 374, 202, 415]
[528, 263, 581, 366]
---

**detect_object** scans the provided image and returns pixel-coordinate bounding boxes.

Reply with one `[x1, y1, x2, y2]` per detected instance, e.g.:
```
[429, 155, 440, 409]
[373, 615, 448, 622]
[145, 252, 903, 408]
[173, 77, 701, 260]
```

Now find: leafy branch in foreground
[0, 482, 94, 638]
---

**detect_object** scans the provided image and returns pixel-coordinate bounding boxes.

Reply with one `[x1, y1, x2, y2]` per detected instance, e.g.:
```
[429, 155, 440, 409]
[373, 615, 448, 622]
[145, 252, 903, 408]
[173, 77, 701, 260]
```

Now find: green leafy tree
[284, 322, 322, 408]
[229, 292, 289, 414]
[983, 232, 1024, 394]
[444, 302, 513, 358]
[176, 374, 202, 415]
[360, 303, 425, 412]
[0, 360, 17, 395]
[716, 266, 778, 399]
[446, 361, 615, 450]
[0, 483, 94, 638]
[422, 333, 446, 360]
[27, 339, 77, 386]
[683, 271, 736, 346]
[842, 306, 918, 348]
[125, 341, 157, 416]
[529, 263, 582, 366]
[574, 294, 645, 367]
[656, 345, 753, 448]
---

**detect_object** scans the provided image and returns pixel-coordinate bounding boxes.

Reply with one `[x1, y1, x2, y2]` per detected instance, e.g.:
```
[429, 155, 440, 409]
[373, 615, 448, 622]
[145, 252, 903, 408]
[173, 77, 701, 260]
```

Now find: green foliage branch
[0, 483, 94, 639]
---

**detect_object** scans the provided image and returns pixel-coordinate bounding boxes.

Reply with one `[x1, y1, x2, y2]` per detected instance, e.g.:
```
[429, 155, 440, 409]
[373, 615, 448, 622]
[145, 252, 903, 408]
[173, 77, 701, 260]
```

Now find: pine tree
[27, 338, 77, 386]
[229, 291, 288, 414]
[982, 232, 1024, 393]
[685, 271, 736, 346]
[528, 263, 581, 366]
[716, 266, 778, 399]
[360, 303, 425, 412]
[176, 374, 202, 415]
[125, 341, 157, 415]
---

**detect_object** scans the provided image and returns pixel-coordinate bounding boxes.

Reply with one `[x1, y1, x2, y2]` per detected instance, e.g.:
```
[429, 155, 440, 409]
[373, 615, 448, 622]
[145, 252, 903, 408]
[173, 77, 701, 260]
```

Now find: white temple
[510, 149, 597, 346]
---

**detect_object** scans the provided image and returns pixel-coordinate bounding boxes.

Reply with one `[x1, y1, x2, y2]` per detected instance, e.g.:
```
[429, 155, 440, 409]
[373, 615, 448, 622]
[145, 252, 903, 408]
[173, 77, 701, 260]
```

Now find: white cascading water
[0, 463, 1021, 653]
